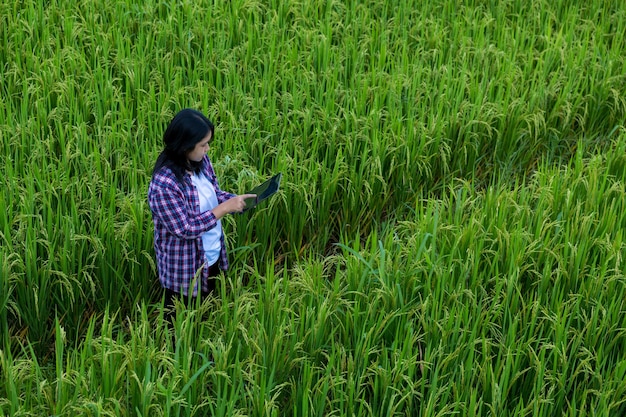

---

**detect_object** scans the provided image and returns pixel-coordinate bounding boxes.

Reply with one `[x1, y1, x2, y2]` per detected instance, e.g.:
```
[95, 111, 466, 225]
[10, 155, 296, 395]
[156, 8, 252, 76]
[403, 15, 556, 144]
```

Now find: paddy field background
[1, 0, 625, 415]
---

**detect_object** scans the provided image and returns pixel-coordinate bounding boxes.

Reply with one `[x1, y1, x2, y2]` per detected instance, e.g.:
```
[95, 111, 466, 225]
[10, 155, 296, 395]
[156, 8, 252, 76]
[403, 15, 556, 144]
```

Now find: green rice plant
[1, 0, 626, 415]
[389, 147, 626, 415]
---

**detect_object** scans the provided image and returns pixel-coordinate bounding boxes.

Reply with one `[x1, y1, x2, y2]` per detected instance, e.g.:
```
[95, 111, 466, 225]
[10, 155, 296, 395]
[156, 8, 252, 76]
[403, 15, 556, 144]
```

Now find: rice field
[1, 0, 625, 415]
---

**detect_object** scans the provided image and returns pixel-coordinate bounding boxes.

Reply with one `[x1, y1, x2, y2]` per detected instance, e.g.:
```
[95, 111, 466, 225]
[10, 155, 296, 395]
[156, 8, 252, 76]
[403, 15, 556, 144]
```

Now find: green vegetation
[1, 0, 625, 415]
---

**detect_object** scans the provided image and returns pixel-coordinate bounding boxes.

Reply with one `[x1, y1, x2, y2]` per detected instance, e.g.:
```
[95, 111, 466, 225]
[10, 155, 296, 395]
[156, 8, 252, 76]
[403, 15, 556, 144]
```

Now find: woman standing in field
[148, 108, 255, 316]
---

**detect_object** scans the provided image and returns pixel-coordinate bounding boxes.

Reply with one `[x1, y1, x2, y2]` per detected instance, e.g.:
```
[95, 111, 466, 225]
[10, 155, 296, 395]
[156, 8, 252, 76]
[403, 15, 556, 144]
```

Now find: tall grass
[1, 141, 625, 414]
[1, 0, 626, 414]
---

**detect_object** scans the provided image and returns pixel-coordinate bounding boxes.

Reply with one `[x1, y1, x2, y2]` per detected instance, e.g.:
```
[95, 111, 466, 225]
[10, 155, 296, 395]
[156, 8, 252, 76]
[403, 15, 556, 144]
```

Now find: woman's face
[187, 131, 212, 162]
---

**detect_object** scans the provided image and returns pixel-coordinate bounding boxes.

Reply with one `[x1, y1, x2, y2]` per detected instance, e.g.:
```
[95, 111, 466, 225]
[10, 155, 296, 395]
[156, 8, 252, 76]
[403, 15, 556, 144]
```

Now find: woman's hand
[212, 194, 257, 219]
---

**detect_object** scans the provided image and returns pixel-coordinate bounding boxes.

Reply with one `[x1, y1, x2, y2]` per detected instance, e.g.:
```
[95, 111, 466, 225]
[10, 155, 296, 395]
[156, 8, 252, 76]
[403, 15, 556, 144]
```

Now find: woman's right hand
[212, 194, 257, 219]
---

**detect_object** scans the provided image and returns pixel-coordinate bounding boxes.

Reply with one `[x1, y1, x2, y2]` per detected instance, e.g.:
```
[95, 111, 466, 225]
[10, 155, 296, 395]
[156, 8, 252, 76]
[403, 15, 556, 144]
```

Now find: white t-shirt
[190, 172, 222, 265]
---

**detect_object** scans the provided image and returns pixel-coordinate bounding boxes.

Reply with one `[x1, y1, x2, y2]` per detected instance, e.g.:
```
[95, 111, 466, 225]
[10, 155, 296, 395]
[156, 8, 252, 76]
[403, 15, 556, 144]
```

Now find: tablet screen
[243, 173, 282, 211]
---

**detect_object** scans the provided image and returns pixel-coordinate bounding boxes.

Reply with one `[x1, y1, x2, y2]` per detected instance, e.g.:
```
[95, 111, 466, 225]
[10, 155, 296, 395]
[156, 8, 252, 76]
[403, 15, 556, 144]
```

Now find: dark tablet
[243, 173, 282, 211]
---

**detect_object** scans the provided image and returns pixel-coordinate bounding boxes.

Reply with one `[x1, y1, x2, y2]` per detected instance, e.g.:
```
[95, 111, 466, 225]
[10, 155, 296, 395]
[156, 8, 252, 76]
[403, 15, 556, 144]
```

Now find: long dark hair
[152, 108, 215, 183]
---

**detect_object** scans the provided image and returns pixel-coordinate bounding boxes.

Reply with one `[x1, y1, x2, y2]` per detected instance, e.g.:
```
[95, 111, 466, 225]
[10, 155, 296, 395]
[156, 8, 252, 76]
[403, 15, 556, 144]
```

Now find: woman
[148, 108, 255, 314]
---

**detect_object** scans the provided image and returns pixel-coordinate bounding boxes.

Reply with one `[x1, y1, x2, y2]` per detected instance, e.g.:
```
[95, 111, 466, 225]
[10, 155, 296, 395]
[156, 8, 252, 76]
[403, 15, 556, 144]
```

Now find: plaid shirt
[148, 155, 235, 296]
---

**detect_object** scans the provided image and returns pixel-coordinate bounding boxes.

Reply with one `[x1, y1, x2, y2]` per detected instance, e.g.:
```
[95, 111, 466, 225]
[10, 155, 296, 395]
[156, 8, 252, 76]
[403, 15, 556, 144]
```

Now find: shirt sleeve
[216, 189, 236, 203]
[149, 179, 219, 240]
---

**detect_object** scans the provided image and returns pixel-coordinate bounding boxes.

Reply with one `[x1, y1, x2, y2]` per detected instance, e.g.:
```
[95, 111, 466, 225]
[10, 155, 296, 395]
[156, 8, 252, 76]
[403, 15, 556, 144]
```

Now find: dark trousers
[163, 262, 221, 328]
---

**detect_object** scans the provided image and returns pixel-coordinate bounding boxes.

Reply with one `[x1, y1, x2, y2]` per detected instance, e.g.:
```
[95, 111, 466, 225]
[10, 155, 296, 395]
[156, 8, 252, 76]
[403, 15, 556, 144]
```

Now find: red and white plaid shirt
[148, 155, 235, 296]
